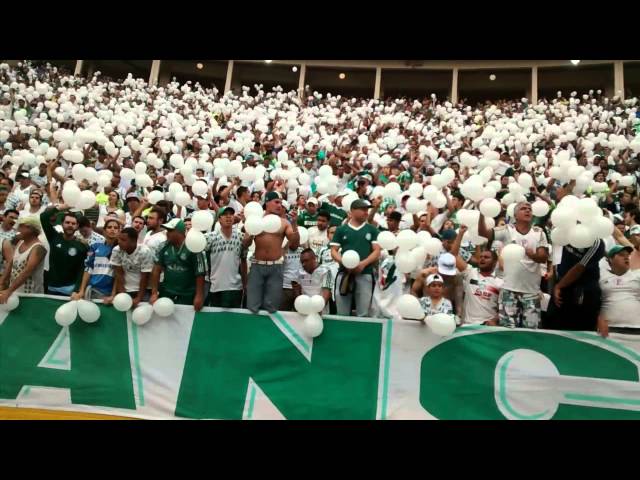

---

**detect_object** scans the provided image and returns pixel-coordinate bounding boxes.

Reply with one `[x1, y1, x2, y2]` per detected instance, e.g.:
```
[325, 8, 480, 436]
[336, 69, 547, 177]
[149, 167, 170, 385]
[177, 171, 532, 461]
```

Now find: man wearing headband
[246, 191, 300, 314]
[478, 201, 549, 329]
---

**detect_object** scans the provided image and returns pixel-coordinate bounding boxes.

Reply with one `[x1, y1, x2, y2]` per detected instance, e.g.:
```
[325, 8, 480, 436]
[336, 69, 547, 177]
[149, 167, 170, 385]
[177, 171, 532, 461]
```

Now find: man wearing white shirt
[307, 211, 330, 254]
[478, 201, 549, 329]
[142, 207, 167, 255]
[451, 225, 503, 325]
[598, 245, 640, 337]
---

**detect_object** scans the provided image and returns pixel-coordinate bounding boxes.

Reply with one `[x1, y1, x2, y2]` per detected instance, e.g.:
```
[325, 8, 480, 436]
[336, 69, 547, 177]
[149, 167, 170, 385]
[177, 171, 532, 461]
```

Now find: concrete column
[451, 68, 459, 104]
[149, 60, 161, 86]
[374, 67, 382, 100]
[298, 63, 306, 99]
[531, 66, 538, 105]
[224, 60, 234, 94]
[614, 61, 625, 99]
[74, 60, 84, 77]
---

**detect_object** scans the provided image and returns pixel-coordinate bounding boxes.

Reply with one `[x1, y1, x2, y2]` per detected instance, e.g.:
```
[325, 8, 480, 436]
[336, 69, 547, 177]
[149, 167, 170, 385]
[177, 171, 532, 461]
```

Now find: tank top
[10, 240, 45, 294]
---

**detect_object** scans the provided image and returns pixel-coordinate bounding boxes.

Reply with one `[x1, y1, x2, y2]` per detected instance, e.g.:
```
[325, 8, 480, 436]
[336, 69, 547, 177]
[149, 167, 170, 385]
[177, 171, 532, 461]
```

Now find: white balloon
[396, 250, 418, 273]
[318, 165, 333, 178]
[113, 292, 133, 312]
[263, 214, 282, 234]
[405, 197, 423, 214]
[501, 244, 525, 270]
[395, 294, 424, 320]
[408, 183, 424, 198]
[424, 237, 443, 256]
[185, 230, 206, 253]
[341, 250, 361, 269]
[153, 297, 175, 317]
[134, 162, 147, 175]
[294, 295, 313, 315]
[244, 201, 264, 218]
[303, 312, 324, 337]
[132, 304, 153, 326]
[77, 190, 96, 210]
[55, 301, 78, 327]
[441, 167, 456, 182]
[411, 246, 428, 266]
[517, 173, 533, 189]
[550, 206, 577, 227]
[569, 224, 596, 249]
[62, 184, 81, 206]
[425, 313, 457, 337]
[479, 198, 501, 218]
[77, 299, 100, 323]
[245, 216, 264, 236]
[309, 295, 325, 313]
[174, 191, 192, 207]
[0, 294, 19, 312]
[377, 231, 398, 250]
[591, 216, 614, 239]
[416, 230, 432, 246]
[550, 227, 571, 246]
[120, 168, 135, 181]
[72, 163, 86, 181]
[148, 190, 164, 205]
[191, 210, 214, 232]
[531, 200, 550, 217]
[575, 197, 601, 223]
[397, 229, 418, 250]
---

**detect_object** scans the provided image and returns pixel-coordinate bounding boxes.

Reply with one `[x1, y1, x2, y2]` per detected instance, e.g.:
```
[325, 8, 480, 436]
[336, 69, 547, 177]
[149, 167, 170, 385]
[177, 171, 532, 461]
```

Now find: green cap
[162, 218, 186, 233]
[264, 191, 281, 205]
[350, 199, 370, 211]
[217, 206, 235, 220]
[607, 244, 633, 258]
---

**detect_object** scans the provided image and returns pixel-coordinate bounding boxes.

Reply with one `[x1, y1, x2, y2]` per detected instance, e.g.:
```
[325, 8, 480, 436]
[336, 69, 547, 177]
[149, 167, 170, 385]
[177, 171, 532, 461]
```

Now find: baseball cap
[613, 214, 625, 225]
[194, 192, 208, 200]
[19, 172, 30, 179]
[335, 189, 351, 198]
[217, 206, 235, 219]
[440, 229, 457, 241]
[426, 273, 445, 286]
[350, 199, 370, 210]
[264, 191, 281, 205]
[607, 245, 633, 258]
[126, 192, 140, 201]
[307, 197, 318, 205]
[162, 218, 186, 233]
[17, 215, 41, 233]
[437, 253, 457, 276]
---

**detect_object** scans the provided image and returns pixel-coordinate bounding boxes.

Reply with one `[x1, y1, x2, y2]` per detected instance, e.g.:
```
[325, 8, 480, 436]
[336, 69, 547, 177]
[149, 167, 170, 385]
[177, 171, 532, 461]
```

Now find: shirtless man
[246, 192, 300, 313]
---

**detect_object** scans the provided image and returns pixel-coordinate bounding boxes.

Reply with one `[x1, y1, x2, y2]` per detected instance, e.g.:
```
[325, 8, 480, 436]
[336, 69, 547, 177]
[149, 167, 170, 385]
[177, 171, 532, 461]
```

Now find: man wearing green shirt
[149, 219, 206, 311]
[330, 199, 381, 317]
[40, 205, 88, 296]
[297, 197, 319, 228]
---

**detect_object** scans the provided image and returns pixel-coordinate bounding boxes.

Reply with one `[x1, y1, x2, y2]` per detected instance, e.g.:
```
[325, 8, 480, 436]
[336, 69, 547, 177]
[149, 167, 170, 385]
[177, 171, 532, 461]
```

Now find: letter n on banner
[175, 312, 382, 420]
[0, 297, 136, 410]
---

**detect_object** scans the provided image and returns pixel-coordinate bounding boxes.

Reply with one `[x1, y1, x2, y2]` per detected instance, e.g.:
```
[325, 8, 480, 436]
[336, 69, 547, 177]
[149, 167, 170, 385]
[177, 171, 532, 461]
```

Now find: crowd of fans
[1, 60, 640, 337]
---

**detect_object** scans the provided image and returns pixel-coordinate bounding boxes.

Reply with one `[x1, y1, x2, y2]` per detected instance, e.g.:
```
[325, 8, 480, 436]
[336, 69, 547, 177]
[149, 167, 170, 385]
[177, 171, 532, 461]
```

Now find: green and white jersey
[297, 210, 318, 228]
[155, 241, 207, 296]
[330, 221, 380, 275]
[205, 228, 245, 293]
[320, 202, 347, 227]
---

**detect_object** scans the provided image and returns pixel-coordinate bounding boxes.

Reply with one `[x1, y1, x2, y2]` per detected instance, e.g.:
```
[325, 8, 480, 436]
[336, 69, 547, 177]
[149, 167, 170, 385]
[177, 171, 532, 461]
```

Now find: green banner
[1, 296, 639, 420]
